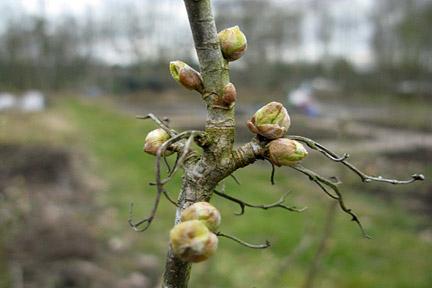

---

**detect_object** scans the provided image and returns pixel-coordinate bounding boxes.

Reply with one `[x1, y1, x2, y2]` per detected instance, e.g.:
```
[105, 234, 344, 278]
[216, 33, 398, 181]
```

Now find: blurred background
[0, 0, 431, 287]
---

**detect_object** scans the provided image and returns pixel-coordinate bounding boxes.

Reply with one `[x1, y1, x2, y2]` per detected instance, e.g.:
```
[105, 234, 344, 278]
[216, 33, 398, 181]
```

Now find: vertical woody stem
[162, 0, 234, 287]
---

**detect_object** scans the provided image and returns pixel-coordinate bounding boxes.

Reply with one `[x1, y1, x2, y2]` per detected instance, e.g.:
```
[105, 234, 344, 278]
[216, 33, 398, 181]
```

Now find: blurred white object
[288, 83, 313, 107]
[287, 82, 320, 117]
[21, 90, 45, 112]
[311, 77, 338, 92]
[0, 93, 17, 111]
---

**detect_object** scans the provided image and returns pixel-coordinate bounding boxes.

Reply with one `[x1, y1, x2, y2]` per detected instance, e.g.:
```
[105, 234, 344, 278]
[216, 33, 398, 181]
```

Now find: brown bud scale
[222, 83, 237, 105]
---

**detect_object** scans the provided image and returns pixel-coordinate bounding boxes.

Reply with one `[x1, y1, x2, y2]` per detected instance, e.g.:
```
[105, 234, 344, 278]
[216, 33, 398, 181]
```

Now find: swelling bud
[181, 202, 221, 232]
[218, 26, 247, 61]
[268, 138, 308, 166]
[169, 61, 204, 92]
[222, 82, 237, 106]
[247, 102, 291, 139]
[169, 220, 218, 263]
[143, 128, 173, 156]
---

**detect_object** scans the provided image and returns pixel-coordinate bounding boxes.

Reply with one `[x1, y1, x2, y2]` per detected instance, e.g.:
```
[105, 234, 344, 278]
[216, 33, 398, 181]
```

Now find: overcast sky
[2, 0, 374, 67]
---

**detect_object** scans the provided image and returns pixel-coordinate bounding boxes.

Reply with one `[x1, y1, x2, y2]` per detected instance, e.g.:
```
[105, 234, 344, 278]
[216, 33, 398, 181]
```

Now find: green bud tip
[247, 102, 291, 139]
[181, 202, 221, 232]
[268, 138, 308, 166]
[218, 26, 247, 61]
[169, 220, 218, 263]
[169, 60, 204, 92]
[144, 128, 173, 156]
[169, 61, 186, 82]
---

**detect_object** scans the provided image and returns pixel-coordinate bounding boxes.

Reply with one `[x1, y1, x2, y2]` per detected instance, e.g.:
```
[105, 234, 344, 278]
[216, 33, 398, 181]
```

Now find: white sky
[3, 0, 374, 67]
[17, 0, 106, 17]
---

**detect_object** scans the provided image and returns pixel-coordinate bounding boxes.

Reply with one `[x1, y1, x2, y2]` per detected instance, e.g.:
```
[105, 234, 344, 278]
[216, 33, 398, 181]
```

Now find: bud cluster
[247, 102, 308, 166]
[169, 202, 221, 263]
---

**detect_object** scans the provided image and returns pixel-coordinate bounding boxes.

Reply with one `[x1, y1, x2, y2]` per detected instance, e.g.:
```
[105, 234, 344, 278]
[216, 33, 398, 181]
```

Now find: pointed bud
[247, 102, 291, 139]
[169, 220, 218, 263]
[222, 83, 237, 106]
[181, 202, 221, 232]
[143, 128, 173, 156]
[218, 26, 247, 61]
[169, 61, 204, 92]
[267, 138, 308, 166]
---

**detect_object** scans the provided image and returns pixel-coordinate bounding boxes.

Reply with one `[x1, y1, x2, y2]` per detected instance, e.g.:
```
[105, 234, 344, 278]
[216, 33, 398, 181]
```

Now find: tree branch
[136, 113, 177, 137]
[288, 135, 424, 184]
[214, 189, 306, 216]
[129, 131, 199, 232]
[162, 1, 235, 287]
[216, 232, 271, 249]
[290, 164, 370, 238]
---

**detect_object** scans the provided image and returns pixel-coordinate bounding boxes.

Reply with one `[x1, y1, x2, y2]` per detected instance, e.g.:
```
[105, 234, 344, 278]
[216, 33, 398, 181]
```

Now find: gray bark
[161, 1, 267, 286]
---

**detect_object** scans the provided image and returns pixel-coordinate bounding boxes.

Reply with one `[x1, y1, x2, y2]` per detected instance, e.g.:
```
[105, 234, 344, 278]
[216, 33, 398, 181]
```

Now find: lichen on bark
[162, 1, 238, 287]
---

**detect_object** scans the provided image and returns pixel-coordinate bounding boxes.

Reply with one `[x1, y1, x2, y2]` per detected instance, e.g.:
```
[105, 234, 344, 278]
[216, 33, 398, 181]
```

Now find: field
[1, 96, 431, 288]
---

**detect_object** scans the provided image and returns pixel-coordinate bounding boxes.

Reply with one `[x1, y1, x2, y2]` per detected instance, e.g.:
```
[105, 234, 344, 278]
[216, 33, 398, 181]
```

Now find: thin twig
[230, 174, 241, 185]
[288, 135, 425, 184]
[162, 190, 178, 207]
[162, 132, 197, 184]
[269, 160, 276, 185]
[216, 232, 270, 249]
[128, 202, 153, 232]
[214, 189, 306, 216]
[162, 117, 170, 126]
[129, 131, 199, 232]
[163, 155, 172, 174]
[290, 163, 370, 238]
[136, 113, 177, 137]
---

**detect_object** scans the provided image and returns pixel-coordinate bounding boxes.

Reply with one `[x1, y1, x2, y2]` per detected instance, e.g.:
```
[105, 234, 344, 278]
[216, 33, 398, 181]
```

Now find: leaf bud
[169, 61, 204, 92]
[143, 128, 173, 156]
[247, 102, 291, 139]
[181, 202, 221, 232]
[169, 220, 218, 263]
[222, 83, 237, 106]
[218, 26, 247, 61]
[267, 138, 308, 166]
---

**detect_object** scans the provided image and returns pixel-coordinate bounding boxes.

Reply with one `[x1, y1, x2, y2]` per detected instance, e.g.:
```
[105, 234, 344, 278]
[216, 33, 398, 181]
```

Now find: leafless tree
[127, 1, 424, 287]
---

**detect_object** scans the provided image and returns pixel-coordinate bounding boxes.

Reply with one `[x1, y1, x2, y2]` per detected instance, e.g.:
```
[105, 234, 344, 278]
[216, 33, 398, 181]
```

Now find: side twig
[230, 174, 241, 185]
[216, 231, 270, 249]
[214, 190, 306, 216]
[137, 113, 177, 174]
[136, 113, 177, 137]
[268, 159, 276, 185]
[288, 135, 425, 184]
[161, 132, 197, 185]
[290, 164, 370, 238]
[129, 131, 201, 232]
